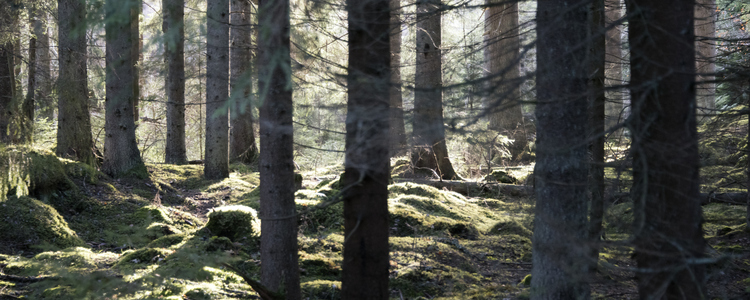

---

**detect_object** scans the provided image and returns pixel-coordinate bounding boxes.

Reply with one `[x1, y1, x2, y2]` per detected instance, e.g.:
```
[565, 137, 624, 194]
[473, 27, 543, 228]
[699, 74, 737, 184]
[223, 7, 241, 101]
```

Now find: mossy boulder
[488, 220, 533, 238]
[205, 205, 260, 243]
[116, 247, 171, 267]
[0, 196, 84, 253]
[484, 170, 518, 184]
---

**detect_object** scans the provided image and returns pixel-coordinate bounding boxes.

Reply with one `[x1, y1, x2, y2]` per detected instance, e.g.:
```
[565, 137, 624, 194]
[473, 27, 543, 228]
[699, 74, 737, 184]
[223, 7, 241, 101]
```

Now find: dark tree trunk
[342, 0, 391, 298]
[389, 0, 406, 157]
[531, 1, 591, 299]
[626, 0, 707, 298]
[163, 0, 187, 164]
[102, 0, 145, 177]
[204, 0, 230, 179]
[230, 0, 258, 164]
[485, 0, 524, 159]
[413, 0, 458, 180]
[57, 0, 95, 165]
[0, 41, 12, 144]
[33, 9, 53, 120]
[587, 0, 606, 274]
[258, 0, 301, 298]
[604, 0, 624, 132]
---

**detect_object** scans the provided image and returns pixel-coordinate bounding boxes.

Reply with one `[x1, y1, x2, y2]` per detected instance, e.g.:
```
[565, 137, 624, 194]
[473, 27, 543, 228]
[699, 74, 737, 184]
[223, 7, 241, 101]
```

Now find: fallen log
[392, 178, 533, 197]
[608, 192, 748, 206]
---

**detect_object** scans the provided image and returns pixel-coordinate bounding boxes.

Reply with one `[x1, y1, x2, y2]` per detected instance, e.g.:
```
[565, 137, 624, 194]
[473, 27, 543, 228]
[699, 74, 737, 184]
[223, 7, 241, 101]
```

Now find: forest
[0, 0, 749, 299]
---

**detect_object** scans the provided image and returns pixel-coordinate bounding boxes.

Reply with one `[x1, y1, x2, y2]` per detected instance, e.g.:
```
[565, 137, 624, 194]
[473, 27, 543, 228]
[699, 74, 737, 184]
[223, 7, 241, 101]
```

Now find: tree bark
[626, 0, 707, 297]
[57, 0, 95, 165]
[22, 11, 36, 144]
[102, 0, 145, 177]
[0, 41, 12, 144]
[230, 0, 258, 164]
[485, 0, 524, 159]
[204, 0, 230, 179]
[588, 0, 606, 274]
[604, 0, 624, 132]
[342, 0, 391, 298]
[695, 0, 716, 121]
[131, 1, 141, 123]
[258, 0, 301, 297]
[413, 0, 458, 180]
[33, 9, 52, 120]
[163, 0, 187, 164]
[389, 0, 406, 157]
[531, 1, 591, 299]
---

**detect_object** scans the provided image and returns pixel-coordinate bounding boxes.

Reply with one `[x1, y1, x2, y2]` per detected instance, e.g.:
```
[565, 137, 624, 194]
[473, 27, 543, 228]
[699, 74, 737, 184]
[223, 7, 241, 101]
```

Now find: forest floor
[1, 112, 750, 299]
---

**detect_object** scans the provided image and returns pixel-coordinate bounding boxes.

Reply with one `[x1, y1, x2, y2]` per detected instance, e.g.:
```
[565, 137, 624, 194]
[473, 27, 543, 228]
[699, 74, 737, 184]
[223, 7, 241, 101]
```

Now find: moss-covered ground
[1, 142, 749, 299]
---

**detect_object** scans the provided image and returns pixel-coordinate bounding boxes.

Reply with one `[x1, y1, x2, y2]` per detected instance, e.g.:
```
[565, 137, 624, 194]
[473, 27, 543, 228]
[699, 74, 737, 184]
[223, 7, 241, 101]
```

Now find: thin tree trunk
[531, 1, 591, 299]
[604, 0, 624, 133]
[389, 0, 406, 157]
[0, 41, 12, 144]
[258, 0, 301, 297]
[587, 0, 606, 275]
[102, 0, 145, 177]
[413, 0, 458, 180]
[22, 11, 37, 144]
[131, 1, 141, 122]
[230, 0, 258, 164]
[33, 9, 52, 120]
[485, 0, 524, 159]
[204, 0, 230, 179]
[626, 0, 707, 298]
[163, 0, 187, 164]
[57, 0, 95, 165]
[695, 0, 716, 121]
[342, 0, 391, 298]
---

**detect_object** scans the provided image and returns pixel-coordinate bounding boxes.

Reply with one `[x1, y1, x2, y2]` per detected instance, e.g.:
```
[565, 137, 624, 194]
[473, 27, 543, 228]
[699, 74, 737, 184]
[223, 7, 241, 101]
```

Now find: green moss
[604, 202, 633, 235]
[116, 247, 172, 268]
[0, 196, 84, 253]
[301, 279, 341, 299]
[484, 170, 518, 184]
[487, 220, 533, 238]
[391, 156, 412, 178]
[145, 223, 183, 240]
[147, 233, 187, 248]
[205, 205, 260, 244]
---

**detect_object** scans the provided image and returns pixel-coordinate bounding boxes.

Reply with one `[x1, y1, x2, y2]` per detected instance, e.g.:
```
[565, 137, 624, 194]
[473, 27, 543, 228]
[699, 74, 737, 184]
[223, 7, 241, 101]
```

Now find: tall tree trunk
[588, 0, 606, 275]
[131, 1, 141, 122]
[204, 0, 230, 179]
[626, 0, 707, 298]
[604, 0, 624, 132]
[0, 41, 12, 144]
[485, 0, 524, 159]
[258, 0, 301, 297]
[389, 0, 406, 157]
[102, 0, 145, 177]
[531, 1, 591, 299]
[413, 0, 458, 180]
[22, 11, 37, 144]
[230, 0, 258, 164]
[342, 0, 391, 298]
[695, 0, 716, 121]
[163, 0, 187, 164]
[33, 9, 52, 120]
[57, 0, 95, 165]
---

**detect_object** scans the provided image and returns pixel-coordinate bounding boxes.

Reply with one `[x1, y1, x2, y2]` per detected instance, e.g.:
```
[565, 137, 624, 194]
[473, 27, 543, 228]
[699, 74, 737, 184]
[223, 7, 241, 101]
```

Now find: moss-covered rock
[301, 279, 341, 299]
[484, 170, 518, 184]
[487, 220, 533, 238]
[205, 205, 260, 244]
[115, 247, 172, 268]
[0, 196, 84, 253]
